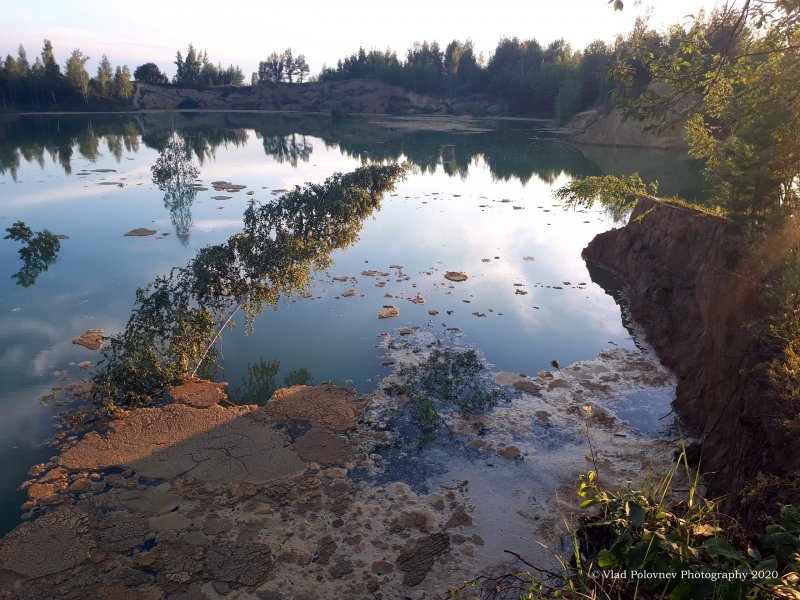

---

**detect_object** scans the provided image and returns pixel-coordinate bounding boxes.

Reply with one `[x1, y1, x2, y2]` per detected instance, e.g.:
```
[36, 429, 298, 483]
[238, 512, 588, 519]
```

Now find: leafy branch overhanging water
[93, 163, 408, 406]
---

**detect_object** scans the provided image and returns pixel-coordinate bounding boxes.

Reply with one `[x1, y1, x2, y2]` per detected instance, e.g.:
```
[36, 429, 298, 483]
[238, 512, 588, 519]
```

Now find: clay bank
[584, 196, 800, 530]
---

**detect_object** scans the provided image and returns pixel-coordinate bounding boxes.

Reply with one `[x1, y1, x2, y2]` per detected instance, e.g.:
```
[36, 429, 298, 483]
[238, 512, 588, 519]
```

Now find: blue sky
[2, 0, 715, 79]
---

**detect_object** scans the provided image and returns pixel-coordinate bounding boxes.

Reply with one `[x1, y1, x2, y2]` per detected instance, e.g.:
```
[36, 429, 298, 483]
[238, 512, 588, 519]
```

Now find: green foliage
[93, 164, 407, 406]
[761, 248, 800, 417]
[575, 467, 800, 599]
[554, 173, 658, 220]
[419, 348, 498, 415]
[4, 220, 61, 287]
[113, 65, 133, 99]
[450, 458, 799, 599]
[554, 72, 582, 125]
[409, 393, 439, 436]
[173, 45, 200, 86]
[318, 35, 615, 119]
[617, 2, 800, 228]
[0, 39, 136, 109]
[133, 62, 168, 85]
[170, 44, 245, 88]
[96, 55, 113, 95]
[256, 49, 307, 84]
[65, 48, 90, 100]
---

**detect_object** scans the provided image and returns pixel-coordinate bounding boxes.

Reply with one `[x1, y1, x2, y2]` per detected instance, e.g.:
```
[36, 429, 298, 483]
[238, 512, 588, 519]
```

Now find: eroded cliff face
[567, 82, 695, 150]
[568, 108, 688, 149]
[133, 80, 453, 114]
[583, 197, 800, 525]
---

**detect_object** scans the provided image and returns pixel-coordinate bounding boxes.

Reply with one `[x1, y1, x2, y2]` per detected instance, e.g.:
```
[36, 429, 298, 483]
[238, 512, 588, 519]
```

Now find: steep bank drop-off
[583, 197, 800, 527]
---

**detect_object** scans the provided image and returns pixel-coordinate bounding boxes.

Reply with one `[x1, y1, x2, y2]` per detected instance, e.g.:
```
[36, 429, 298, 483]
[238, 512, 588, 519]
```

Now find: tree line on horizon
[0, 40, 133, 110]
[0, 8, 788, 126]
[0, 36, 615, 120]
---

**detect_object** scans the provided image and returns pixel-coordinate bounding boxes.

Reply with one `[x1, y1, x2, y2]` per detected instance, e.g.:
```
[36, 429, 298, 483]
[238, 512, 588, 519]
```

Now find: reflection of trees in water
[141, 127, 249, 165]
[105, 128, 140, 162]
[4, 221, 61, 287]
[335, 129, 601, 185]
[76, 126, 100, 162]
[227, 359, 314, 405]
[54, 145, 73, 175]
[0, 115, 141, 179]
[95, 164, 405, 405]
[185, 128, 249, 164]
[258, 133, 312, 167]
[1, 113, 703, 204]
[151, 134, 200, 245]
[139, 121, 334, 177]
[163, 186, 196, 245]
[1, 113, 600, 186]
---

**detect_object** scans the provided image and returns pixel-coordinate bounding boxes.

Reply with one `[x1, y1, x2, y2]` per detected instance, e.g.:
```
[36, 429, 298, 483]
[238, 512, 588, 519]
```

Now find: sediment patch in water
[0, 338, 689, 598]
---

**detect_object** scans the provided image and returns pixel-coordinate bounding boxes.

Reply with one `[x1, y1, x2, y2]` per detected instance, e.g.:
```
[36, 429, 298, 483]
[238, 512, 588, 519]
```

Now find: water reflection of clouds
[5, 181, 119, 209]
[0, 386, 57, 443]
[0, 316, 59, 379]
[0, 301, 127, 382]
[363, 161, 633, 346]
[4, 163, 154, 210]
[192, 219, 247, 232]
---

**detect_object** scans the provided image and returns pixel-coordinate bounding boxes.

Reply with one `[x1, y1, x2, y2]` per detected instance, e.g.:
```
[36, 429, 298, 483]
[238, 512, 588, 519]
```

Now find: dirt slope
[567, 82, 693, 149]
[134, 80, 453, 114]
[583, 197, 800, 529]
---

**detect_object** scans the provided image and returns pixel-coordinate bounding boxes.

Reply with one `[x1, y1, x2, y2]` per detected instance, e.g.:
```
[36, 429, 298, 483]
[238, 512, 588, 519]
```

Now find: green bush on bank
[572, 465, 800, 600]
[448, 458, 799, 599]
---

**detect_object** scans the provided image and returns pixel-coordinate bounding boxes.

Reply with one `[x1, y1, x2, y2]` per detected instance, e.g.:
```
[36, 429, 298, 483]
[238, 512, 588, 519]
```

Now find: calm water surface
[0, 112, 702, 534]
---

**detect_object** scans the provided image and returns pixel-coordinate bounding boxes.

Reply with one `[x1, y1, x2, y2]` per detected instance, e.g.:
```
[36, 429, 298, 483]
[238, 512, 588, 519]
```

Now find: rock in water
[123, 228, 157, 237]
[72, 328, 104, 350]
[378, 305, 400, 319]
[444, 271, 468, 282]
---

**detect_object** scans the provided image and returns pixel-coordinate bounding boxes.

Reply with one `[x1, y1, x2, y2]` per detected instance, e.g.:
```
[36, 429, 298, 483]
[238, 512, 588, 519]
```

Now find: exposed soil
[134, 80, 455, 115]
[377, 305, 400, 319]
[264, 385, 366, 432]
[583, 196, 800, 529]
[565, 82, 693, 150]
[166, 380, 228, 408]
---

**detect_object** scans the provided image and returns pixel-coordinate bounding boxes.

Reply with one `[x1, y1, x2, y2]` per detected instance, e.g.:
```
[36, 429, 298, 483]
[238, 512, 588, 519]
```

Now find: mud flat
[0, 342, 686, 599]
